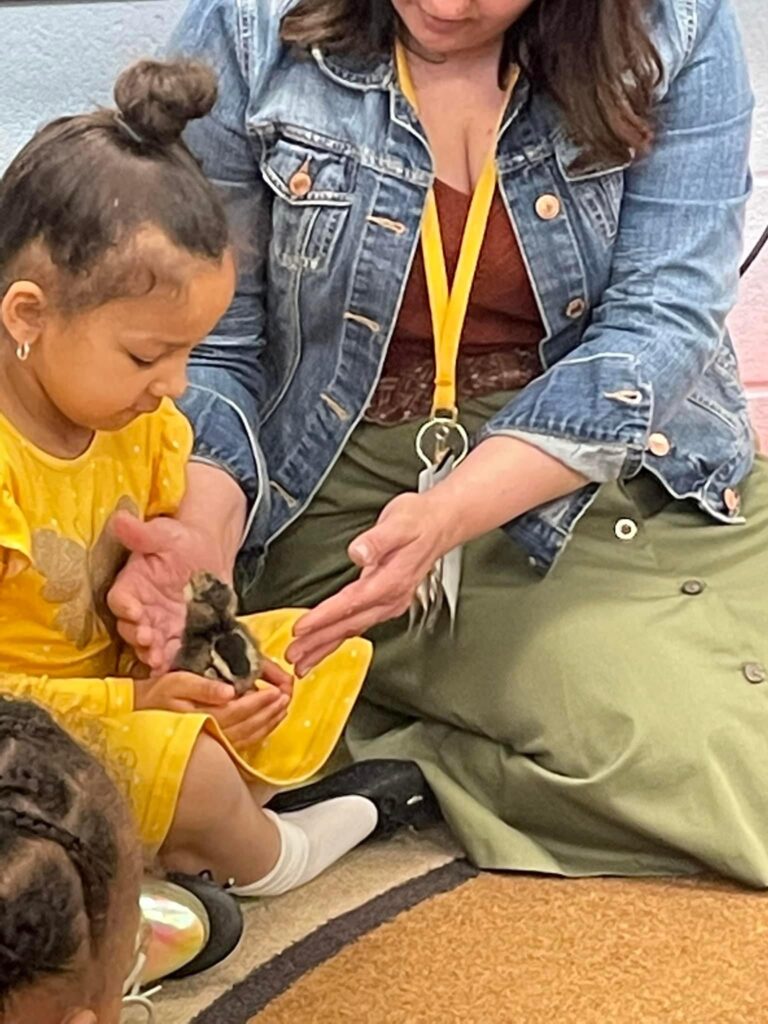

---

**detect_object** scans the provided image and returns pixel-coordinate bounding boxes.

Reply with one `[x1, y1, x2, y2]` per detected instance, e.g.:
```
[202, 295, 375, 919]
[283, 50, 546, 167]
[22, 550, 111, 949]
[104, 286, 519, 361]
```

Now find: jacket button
[648, 432, 671, 457]
[681, 579, 705, 596]
[743, 662, 767, 685]
[288, 165, 313, 198]
[565, 297, 586, 319]
[723, 487, 741, 514]
[614, 518, 638, 541]
[535, 194, 561, 220]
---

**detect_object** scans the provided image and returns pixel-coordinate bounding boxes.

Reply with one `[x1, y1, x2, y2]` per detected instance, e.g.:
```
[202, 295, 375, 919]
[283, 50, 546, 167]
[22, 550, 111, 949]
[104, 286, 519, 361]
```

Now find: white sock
[230, 795, 378, 898]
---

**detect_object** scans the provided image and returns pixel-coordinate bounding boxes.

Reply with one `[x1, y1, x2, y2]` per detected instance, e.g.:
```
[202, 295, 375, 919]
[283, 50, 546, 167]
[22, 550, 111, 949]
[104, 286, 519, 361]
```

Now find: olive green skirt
[253, 394, 768, 887]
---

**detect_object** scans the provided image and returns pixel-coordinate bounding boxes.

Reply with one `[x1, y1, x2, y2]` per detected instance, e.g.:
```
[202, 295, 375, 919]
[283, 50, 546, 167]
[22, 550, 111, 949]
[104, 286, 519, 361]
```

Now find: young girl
[0, 58, 384, 906]
[0, 697, 143, 1024]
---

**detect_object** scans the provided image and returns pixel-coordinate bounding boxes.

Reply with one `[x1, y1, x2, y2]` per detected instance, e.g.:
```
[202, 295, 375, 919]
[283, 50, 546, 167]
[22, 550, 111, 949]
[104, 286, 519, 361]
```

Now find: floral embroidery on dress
[31, 496, 138, 649]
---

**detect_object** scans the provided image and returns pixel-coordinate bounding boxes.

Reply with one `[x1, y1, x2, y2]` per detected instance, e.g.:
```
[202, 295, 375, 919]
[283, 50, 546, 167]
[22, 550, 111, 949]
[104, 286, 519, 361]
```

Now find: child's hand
[134, 672, 235, 713]
[205, 685, 291, 750]
[259, 656, 294, 700]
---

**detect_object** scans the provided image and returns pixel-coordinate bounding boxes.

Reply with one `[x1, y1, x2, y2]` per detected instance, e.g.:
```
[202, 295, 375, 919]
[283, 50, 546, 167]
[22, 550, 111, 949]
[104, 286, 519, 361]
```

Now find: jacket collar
[311, 46, 395, 91]
[312, 45, 531, 127]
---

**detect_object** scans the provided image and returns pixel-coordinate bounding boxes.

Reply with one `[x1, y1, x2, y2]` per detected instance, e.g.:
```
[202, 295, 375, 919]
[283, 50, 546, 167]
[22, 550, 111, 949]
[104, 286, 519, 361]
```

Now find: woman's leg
[348, 460, 768, 885]
[250, 389, 768, 886]
[158, 732, 377, 893]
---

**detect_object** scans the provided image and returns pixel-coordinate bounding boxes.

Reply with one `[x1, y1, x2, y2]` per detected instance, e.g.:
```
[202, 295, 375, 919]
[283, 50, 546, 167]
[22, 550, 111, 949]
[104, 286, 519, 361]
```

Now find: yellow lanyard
[395, 41, 518, 419]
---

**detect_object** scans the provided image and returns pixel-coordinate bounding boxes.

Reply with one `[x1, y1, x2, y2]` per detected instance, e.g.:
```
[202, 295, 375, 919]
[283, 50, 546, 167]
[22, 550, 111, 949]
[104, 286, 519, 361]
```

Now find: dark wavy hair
[281, 0, 663, 167]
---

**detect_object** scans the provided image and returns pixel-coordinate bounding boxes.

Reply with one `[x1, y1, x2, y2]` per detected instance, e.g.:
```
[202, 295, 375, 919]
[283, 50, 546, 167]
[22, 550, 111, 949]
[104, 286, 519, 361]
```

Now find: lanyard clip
[415, 413, 469, 471]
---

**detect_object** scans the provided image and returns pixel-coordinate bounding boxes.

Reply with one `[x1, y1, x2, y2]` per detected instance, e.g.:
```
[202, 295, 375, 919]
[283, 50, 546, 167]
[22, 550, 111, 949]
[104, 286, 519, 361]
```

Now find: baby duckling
[172, 571, 262, 696]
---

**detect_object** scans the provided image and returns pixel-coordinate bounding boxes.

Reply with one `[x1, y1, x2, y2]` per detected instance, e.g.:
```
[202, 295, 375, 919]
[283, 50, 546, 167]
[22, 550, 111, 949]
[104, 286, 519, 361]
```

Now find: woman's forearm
[427, 435, 588, 553]
[179, 461, 248, 577]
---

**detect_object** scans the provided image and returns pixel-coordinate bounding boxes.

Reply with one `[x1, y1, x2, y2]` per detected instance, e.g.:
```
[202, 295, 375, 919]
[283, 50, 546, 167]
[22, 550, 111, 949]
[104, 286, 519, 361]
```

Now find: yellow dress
[0, 400, 371, 851]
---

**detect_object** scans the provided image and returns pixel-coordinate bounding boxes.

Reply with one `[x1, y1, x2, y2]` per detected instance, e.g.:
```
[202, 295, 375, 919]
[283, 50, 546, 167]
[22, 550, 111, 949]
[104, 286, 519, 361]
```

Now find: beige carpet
[141, 828, 768, 1024]
[148, 827, 461, 1024]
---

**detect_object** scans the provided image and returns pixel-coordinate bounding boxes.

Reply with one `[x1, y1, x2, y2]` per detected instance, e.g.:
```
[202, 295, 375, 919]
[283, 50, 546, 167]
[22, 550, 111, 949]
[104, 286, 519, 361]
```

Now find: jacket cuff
[178, 380, 261, 505]
[478, 353, 652, 479]
[491, 431, 628, 483]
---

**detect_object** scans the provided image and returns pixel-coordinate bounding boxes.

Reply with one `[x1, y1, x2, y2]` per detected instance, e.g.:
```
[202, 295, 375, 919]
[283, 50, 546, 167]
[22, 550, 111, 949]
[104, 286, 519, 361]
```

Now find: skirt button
[614, 518, 638, 541]
[743, 662, 767, 685]
[681, 579, 705, 595]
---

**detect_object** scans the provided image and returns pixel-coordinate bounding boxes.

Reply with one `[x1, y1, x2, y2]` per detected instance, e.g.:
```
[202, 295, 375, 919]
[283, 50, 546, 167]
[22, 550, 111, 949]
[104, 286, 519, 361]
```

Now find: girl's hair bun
[113, 58, 218, 147]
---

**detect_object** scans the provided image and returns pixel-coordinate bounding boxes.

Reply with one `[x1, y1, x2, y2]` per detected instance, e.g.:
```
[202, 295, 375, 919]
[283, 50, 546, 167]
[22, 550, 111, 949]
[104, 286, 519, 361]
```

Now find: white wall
[0, 0, 186, 168]
[0, 0, 765, 247]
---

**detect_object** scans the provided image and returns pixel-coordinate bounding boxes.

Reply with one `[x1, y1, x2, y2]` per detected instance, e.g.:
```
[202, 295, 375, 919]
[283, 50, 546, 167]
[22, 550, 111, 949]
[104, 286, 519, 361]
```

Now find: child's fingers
[225, 701, 289, 749]
[166, 673, 234, 706]
[259, 656, 293, 691]
[275, 676, 294, 700]
[214, 688, 287, 729]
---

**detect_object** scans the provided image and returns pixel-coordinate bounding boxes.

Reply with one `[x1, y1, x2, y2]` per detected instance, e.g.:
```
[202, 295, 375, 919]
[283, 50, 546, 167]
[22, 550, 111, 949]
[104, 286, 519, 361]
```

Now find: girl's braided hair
[0, 697, 125, 1009]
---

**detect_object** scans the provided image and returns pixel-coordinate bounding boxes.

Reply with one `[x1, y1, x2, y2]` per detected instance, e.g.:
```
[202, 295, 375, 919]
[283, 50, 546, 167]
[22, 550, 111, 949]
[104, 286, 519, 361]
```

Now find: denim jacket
[171, 0, 755, 592]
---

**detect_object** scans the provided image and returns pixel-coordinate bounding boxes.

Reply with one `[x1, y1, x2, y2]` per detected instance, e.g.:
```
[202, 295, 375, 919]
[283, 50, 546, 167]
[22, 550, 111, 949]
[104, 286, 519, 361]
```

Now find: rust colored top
[366, 179, 545, 425]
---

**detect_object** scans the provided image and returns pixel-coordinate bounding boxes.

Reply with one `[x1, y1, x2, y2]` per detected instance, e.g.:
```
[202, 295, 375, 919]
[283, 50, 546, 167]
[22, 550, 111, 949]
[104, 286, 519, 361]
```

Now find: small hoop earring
[15, 342, 30, 362]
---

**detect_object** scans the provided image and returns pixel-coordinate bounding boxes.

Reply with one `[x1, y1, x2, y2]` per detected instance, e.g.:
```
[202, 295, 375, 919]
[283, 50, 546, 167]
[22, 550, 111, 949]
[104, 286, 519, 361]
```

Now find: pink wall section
[731, 0, 768, 447]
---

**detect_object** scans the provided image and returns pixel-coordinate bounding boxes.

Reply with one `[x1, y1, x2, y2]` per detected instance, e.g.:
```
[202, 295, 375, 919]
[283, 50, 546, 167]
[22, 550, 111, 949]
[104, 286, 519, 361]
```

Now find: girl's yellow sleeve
[0, 466, 31, 581]
[145, 399, 194, 519]
[0, 674, 134, 718]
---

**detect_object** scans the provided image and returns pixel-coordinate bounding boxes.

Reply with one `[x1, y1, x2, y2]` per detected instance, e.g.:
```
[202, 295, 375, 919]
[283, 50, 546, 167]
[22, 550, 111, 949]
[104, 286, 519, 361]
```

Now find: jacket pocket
[553, 132, 629, 243]
[259, 133, 356, 272]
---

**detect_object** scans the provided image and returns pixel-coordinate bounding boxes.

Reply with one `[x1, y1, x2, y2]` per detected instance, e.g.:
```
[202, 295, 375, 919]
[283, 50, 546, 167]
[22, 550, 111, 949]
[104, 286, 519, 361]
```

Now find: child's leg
[159, 733, 377, 895]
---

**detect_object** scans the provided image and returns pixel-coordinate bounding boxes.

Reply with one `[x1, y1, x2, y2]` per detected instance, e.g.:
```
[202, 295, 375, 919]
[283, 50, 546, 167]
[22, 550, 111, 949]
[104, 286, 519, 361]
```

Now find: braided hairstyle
[0, 697, 130, 1012]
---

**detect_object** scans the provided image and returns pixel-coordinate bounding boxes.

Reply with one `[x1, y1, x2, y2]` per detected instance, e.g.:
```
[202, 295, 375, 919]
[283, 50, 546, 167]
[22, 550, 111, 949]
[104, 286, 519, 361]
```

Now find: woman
[110, 0, 768, 884]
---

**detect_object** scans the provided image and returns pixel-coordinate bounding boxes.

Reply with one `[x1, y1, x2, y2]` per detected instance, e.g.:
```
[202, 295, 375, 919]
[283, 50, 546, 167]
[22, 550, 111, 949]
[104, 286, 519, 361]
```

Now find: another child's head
[0, 697, 142, 1024]
[0, 59, 235, 434]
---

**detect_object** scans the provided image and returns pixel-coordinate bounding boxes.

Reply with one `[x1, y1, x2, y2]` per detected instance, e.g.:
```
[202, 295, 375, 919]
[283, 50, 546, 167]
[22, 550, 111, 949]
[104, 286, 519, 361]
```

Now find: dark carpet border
[191, 858, 479, 1024]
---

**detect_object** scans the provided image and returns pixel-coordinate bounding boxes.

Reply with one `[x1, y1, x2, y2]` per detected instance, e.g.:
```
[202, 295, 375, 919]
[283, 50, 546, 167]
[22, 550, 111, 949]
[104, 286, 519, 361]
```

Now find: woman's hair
[0, 697, 134, 1012]
[281, 0, 663, 167]
[0, 58, 229, 312]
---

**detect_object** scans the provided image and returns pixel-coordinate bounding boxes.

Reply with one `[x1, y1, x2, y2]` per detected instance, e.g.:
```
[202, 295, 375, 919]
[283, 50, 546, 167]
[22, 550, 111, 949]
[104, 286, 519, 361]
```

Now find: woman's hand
[287, 436, 589, 675]
[287, 491, 452, 675]
[108, 463, 247, 675]
[108, 512, 216, 675]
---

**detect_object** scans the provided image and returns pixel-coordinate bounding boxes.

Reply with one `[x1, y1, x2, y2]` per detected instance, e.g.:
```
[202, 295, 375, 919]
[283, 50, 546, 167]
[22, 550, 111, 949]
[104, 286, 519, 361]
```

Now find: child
[0, 696, 142, 1024]
[0, 57, 381, 901]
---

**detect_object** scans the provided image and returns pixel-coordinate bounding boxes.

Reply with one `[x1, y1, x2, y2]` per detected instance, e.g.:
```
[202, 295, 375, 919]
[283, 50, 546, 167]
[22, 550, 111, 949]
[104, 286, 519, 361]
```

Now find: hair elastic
[114, 114, 146, 147]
